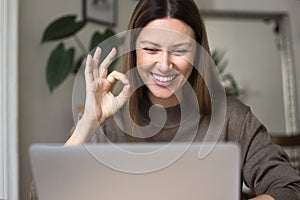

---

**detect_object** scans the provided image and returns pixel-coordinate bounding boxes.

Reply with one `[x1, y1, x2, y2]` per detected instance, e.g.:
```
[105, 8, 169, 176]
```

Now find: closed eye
[173, 49, 189, 55]
[143, 47, 159, 53]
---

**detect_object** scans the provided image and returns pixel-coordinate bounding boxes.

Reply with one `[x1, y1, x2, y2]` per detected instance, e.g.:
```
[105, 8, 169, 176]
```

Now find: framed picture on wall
[83, 0, 117, 25]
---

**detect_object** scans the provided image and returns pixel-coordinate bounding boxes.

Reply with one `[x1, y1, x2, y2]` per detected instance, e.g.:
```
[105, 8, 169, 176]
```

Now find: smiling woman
[30, 0, 300, 199]
[64, 0, 300, 199]
[135, 19, 196, 107]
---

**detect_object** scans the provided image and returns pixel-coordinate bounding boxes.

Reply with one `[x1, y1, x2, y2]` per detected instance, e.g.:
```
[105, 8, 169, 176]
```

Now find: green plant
[42, 15, 118, 91]
[211, 49, 243, 96]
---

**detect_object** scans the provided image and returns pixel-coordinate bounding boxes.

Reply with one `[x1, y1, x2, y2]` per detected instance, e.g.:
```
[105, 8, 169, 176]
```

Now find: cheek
[136, 50, 152, 67]
[136, 50, 148, 66]
[183, 64, 193, 80]
[136, 50, 143, 66]
[135, 51, 148, 81]
[181, 53, 195, 78]
[136, 56, 150, 76]
[187, 66, 193, 79]
[184, 51, 196, 66]
[174, 57, 193, 77]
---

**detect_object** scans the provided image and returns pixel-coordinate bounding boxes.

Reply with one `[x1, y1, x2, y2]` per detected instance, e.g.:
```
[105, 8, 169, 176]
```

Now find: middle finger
[99, 48, 117, 78]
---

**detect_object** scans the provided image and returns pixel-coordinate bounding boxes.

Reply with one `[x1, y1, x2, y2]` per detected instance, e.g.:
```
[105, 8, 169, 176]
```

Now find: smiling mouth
[150, 72, 178, 83]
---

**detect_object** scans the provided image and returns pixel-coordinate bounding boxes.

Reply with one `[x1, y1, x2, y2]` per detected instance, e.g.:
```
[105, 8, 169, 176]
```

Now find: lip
[150, 72, 178, 87]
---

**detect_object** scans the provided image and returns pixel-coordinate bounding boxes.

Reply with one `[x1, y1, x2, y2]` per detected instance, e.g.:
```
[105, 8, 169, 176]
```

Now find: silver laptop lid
[30, 143, 240, 200]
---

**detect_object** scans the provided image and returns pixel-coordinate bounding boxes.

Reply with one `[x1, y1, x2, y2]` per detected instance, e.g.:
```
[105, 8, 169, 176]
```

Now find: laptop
[29, 142, 240, 200]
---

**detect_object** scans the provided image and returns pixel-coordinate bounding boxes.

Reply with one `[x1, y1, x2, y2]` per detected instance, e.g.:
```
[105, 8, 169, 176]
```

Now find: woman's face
[136, 18, 196, 107]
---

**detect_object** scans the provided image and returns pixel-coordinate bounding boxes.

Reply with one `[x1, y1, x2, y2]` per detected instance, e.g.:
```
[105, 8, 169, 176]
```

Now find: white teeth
[152, 73, 177, 82]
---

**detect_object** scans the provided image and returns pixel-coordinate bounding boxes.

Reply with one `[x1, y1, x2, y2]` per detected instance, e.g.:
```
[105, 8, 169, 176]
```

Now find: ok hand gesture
[83, 47, 131, 126]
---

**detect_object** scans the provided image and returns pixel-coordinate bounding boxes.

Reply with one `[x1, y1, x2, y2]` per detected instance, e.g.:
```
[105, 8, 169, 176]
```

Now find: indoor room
[1, 0, 300, 199]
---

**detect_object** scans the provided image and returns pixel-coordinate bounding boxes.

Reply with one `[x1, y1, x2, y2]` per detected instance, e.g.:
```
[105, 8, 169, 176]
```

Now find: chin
[148, 87, 175, 99]
[152, 93, 174, 99]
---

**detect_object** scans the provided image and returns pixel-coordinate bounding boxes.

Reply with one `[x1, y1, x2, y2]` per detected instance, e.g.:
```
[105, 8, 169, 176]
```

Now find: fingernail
[121, 77, 129, 84]
[87, 54, 92, 60]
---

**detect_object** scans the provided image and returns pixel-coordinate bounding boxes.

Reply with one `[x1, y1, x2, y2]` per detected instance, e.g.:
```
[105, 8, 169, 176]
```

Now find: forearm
[265, 187, 300, 200]
[65, 117, 99, 145]
[250, 187, 300, 200]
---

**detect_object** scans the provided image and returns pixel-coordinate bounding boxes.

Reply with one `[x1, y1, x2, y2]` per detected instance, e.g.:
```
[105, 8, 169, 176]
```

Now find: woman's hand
[83, 47, 130, 125]
[66, 47, 130, 145]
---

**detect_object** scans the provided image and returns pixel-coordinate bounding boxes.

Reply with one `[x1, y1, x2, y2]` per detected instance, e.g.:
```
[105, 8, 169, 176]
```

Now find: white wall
[205, 19, 286, 133]
[19, 1, 78, 199]
[196, 0, 300, 131]
[19, 1, 138, 199]
[19, 0, 300, 199]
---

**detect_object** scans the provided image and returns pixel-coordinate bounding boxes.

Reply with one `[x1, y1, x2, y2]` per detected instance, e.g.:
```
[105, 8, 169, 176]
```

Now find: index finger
[84, 54, 93, 82]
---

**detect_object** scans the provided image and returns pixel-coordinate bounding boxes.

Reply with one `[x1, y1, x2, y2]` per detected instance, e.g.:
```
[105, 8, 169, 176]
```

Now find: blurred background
[1, 0, 300, 199]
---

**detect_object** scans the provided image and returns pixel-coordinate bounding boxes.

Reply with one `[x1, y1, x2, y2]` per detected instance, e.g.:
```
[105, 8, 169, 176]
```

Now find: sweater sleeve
[237, 109, 300, 199]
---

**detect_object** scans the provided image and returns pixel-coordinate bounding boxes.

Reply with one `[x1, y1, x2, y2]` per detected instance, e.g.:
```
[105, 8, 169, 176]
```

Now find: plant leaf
[89, 29, 116, 51]
[73, 55, 85, 74]
[222, 74, 241, 96]
[90, 31, 107, 51]
[46, 43, 74, 91]
[89, 29, 124, 73]
[212, 49, 228, 74]
[42, 15, 86, 43]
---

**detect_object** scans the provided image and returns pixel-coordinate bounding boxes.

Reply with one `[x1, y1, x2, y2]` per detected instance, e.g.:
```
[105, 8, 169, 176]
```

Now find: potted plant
[211, 49, 243, 97]
[41, 15, 119, 91]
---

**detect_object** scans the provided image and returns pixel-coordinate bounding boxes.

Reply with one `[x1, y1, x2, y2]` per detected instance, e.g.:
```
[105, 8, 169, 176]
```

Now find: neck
[148, 91, 183, 108]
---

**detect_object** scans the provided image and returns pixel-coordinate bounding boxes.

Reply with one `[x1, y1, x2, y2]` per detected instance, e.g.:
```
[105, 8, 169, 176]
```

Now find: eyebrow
[139, 40, 193, 48]
[173, 42, 193, 48]
[139, 40, 160, 47]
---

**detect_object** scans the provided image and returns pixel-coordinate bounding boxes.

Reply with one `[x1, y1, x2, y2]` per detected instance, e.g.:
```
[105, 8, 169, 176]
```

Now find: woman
[31, 0, 300, 199]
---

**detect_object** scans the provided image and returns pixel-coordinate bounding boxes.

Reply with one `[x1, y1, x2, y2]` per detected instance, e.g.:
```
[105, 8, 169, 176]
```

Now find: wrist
[78, 116, 100, 137]
[65, 117, 100, 145]
[80, 115, 101, 127]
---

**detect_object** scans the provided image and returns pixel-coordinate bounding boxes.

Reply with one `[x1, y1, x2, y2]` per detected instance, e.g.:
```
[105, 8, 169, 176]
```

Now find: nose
[158, 50, 173, 71]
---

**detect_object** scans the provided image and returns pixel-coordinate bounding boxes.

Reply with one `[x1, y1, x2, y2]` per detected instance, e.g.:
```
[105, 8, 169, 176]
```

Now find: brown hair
[122, 0, 212, 129]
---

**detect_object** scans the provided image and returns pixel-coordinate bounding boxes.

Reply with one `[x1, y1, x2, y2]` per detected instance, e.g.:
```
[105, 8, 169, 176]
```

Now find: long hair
[122, 0, 212, 130]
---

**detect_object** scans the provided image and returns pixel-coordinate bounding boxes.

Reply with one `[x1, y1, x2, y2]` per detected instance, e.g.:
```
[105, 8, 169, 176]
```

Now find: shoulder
[225, 95, 252, 126]
[224, 95, 264, 141]
[226, 95, 250, 116]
